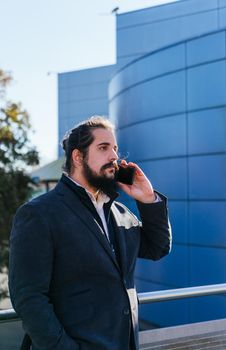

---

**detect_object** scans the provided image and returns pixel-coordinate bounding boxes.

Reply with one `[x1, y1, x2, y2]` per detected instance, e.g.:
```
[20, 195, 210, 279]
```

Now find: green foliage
[0, 69, 39, 300]
[0, 169, 33, 244]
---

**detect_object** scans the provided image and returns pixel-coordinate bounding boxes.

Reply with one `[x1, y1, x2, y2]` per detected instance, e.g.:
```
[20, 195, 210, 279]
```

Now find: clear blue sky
[0, 0, 176, 166]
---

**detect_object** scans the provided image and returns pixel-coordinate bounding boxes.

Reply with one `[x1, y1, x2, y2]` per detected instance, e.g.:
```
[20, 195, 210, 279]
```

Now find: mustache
[101, 162, 118, 171]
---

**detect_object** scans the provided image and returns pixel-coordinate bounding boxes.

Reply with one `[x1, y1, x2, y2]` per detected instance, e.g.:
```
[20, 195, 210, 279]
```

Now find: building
[58, 0, 226, 327]
[58, 65, 115, 156]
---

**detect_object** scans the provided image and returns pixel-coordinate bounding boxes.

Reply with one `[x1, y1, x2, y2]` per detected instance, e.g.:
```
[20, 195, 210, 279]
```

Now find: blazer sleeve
[8, 203, 79, 350]
[136, 191, 172, 260]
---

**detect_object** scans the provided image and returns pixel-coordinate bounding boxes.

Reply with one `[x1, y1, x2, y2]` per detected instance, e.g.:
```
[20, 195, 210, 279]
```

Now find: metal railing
[138, 282, 226, 304]
[1, 283, 226, 322]
[0, 308, 17, 323]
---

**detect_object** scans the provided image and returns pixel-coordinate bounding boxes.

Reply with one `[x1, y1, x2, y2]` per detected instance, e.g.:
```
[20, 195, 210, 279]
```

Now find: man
[9, 116, 172, 350]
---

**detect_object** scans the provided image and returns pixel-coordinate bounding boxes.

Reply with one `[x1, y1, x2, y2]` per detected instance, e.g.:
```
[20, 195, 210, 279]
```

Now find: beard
[82, 160, 118, 196]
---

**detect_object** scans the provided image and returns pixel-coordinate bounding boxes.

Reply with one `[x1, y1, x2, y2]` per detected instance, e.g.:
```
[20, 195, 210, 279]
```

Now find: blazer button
[123, 308, 130, 315]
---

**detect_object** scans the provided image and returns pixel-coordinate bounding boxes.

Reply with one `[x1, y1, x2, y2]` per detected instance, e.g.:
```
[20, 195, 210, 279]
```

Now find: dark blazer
[9, 175, 171, 350]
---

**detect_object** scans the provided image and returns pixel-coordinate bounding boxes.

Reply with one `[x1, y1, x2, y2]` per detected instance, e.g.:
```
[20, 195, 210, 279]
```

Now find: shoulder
[14, 188, 57, 221]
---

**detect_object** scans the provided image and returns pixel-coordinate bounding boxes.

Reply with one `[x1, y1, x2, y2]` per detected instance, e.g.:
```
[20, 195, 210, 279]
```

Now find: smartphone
[115, 165, 136, 185]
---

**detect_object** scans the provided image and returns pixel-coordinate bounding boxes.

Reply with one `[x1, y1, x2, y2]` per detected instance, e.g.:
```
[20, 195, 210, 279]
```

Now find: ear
[71, 149, 83, 167]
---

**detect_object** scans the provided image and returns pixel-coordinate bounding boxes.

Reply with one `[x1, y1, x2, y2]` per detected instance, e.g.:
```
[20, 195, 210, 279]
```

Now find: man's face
[82, 128, 119, 194]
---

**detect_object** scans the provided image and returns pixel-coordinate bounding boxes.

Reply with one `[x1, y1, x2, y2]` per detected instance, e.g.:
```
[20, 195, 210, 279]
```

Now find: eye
[99, 145, 108, 151]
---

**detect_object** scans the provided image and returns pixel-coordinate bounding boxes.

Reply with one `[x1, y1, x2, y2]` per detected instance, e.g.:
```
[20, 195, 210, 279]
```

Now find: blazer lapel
[111, 203, 128, 278]
[55, 181, 120, 272]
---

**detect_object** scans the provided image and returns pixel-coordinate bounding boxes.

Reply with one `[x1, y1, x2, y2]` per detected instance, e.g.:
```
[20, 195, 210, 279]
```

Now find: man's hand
[117, 160, 156, 203]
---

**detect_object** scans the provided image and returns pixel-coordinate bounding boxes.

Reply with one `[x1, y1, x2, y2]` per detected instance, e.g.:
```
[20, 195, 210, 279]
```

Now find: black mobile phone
[115, 165, 136, 185]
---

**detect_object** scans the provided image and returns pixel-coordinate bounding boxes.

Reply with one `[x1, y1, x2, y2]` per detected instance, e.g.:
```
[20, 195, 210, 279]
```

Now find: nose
[109, 148, 119, 162]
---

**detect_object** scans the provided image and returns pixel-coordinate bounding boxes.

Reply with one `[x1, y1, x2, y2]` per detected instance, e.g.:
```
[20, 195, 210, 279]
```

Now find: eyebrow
[97, 142, 118, 150]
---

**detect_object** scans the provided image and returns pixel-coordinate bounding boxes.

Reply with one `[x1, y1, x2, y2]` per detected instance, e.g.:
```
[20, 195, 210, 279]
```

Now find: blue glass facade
[116, 0, 226, 67]
[58, 0, 226, 327]
[58, 65, 115, 156]
[110, 27, 226, 326]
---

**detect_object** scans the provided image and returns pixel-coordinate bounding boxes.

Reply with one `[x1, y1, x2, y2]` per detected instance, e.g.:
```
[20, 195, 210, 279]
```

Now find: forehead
[91, 128, 117, 145]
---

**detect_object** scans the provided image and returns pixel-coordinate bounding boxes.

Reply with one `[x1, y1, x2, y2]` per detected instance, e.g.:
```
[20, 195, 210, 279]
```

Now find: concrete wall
[0, 320, 23, 350]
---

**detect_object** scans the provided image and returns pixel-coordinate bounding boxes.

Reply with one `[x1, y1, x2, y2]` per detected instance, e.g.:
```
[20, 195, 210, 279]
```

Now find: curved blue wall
[109, 29, 226, 326]
[117, 0, 226, 68]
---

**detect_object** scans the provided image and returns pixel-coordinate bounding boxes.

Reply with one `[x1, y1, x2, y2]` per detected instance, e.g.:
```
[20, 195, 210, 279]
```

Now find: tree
[0, 69, 39, 300]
